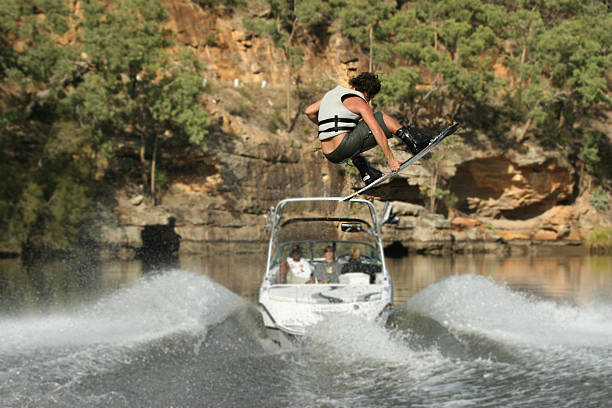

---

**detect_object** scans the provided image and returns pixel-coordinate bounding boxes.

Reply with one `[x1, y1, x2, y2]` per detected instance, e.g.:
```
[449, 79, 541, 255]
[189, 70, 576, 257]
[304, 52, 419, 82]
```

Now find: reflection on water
[1, 250, 610, 311]
[1, 250, 611, 408]
[387, 254, 612, 305]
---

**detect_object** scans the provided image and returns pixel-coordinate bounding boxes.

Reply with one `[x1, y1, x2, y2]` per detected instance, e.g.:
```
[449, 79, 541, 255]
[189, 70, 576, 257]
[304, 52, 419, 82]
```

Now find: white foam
[0, 270, 246, 354]
[403, 274, 612, 348]
[303, 314, 447, 379]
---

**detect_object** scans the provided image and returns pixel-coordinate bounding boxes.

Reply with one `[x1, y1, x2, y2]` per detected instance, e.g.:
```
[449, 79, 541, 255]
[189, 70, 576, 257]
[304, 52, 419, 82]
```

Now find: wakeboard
[342, 122, 460, 201]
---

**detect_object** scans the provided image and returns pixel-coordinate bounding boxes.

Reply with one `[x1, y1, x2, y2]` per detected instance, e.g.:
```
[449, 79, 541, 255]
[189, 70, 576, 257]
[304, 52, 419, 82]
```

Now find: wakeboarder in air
[305, 72, 433, 185]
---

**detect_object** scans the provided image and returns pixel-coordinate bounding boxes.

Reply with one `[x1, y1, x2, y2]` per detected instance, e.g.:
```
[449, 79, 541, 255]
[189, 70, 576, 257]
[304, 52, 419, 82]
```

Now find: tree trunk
[369, 24, 374, 72]
[429, 167, 438, 213]
[284, 5, 298, 124]
[139, 133, 148, 193]
[518, 116, 533, 142]
[286, 65, 291, 123]
[151, 134, 159, 204]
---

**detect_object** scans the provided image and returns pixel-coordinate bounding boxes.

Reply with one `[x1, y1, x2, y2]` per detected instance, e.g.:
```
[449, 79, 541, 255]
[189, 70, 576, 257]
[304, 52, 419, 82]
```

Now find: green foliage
[590, 187, 610, 213]
[586, 224, 612, 252]
[267, 106, 287, 133]
[332, 0, 395, 49]
[243, 16, 287, 47]
[581, 130, 603, 174]
[285, 46, 305, 69]
[243, 0, 297, 48]
[342, 162, 360, 178]
[419, 185, 459, 210]
[420, 134, 466, 213]
[229, 102, 251, 118]
[295, 0, 332, 29]
[4, 134, 93, 251]
[150, 48, 210, 148]
[500, 1, 611, 149]
[1, 0, 611, 253]
[195, 0, 245, 7]
[39, 177, 92, 250]
[69, 0, 210, 198]
[377, 67, 421, 113]
[0, 0, 210, 253]
[0, 0, 70, 85]
[205, 32, 219, 46]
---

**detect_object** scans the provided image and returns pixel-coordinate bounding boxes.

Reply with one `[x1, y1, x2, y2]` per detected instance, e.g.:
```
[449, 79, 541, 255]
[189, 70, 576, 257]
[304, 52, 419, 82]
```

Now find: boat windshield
[270, 240, 380, 269]
[276, 199, 375, 225]
[268, 199, 382, 273]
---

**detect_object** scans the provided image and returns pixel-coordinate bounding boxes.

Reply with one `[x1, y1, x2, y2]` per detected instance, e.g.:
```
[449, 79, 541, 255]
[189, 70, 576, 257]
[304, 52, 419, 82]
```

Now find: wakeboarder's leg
[382, 113, 434, 156]
[395, 124, 434, 155]
[352, 155, 383, 185]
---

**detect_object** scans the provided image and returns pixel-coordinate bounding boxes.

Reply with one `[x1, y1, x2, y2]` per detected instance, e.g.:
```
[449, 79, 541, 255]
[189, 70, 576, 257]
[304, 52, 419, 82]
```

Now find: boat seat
[338, 273, 370, 285]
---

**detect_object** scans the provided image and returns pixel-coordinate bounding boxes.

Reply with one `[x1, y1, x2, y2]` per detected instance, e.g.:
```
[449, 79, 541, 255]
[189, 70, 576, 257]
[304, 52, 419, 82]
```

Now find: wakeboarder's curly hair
[349, 72, 381, 97]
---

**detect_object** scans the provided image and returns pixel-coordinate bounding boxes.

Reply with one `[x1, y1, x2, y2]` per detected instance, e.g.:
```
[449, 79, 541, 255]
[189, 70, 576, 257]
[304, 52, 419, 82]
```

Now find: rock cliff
[92, 0, 612, 259]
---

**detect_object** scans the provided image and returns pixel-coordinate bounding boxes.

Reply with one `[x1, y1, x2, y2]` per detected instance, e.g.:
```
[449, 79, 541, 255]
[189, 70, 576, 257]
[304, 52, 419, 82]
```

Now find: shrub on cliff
[0, 0, 210, 253]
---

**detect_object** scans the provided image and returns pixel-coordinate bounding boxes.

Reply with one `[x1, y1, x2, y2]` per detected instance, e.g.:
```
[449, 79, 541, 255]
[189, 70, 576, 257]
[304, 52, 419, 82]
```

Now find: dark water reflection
[1, 250, 610, 312]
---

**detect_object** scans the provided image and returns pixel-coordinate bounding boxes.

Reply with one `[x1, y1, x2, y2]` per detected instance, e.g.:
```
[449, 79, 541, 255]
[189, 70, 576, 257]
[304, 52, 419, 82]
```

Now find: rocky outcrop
[89, 1, 611, 259]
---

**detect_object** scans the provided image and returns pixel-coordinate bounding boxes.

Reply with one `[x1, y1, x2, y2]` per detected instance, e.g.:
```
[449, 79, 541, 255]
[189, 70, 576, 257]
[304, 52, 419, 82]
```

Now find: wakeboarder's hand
[388, 157, 401, 173]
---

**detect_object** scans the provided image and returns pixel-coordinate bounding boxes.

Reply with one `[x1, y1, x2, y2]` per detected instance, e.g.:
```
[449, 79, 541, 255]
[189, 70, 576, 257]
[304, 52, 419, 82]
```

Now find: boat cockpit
[267, 240, 383, 285]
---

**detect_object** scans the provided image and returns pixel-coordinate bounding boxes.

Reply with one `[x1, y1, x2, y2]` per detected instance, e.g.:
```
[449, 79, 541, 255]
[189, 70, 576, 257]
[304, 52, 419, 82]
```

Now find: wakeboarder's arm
[343, 97, 401, 172]
[305, 99, 321, 124]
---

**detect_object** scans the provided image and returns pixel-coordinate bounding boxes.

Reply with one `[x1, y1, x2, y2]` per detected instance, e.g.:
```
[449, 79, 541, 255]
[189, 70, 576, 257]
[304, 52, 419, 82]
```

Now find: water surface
[1, 252, 611, 407]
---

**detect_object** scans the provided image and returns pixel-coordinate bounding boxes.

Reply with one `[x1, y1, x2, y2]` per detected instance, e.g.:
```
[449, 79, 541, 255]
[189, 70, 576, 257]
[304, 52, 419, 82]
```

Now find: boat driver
[279, 245, 313, 284]
[305, 72, 433, 186]
[341, 246, 380, 284]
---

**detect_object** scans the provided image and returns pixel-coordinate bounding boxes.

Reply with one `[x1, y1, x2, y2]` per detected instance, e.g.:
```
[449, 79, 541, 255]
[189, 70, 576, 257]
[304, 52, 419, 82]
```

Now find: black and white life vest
[318, 86, 367, 141]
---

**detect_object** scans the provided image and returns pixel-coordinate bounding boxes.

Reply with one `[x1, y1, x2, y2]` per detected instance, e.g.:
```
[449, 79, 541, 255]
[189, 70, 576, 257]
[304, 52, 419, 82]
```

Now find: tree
[419, 134, 465, 213]
[0, 0, 211, 253]
[372, 0, 506, 127]
[501, 8, 547, 142]
[66, 0, 210, 201]
[499, 1, 611, 183]
[332, 0, 395, 71]
[0, 0, 92, 252]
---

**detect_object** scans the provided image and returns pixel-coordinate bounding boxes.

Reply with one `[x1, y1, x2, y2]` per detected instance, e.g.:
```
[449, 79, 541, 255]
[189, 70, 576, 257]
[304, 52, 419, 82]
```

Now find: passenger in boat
[313, 245, 342, 284]
[304, 71, 433, 185]
[341, 247, 380, 284]
[279, 245, 314, 284]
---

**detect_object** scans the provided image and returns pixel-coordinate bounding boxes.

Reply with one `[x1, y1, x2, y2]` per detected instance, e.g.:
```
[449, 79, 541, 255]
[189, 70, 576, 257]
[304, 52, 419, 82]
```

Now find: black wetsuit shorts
[323, 111, 393, 164]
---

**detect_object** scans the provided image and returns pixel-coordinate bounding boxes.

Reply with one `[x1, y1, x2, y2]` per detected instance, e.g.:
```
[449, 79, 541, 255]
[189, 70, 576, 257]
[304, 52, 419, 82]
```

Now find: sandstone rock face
[450, 148, 574, 219]
[89, 1, 611, 259]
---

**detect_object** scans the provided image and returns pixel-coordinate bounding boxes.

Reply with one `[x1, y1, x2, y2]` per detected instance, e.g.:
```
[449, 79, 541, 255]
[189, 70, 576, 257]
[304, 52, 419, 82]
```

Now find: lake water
[1, 251, 611, 407]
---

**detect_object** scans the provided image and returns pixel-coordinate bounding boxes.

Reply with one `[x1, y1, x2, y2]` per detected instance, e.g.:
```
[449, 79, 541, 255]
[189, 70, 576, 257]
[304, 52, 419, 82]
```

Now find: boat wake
[284, 273, 612, 364]
[0, 270, 254, 407]
[1, 270, 247, 354]
[275, 274, 612, 407]
[395, 274, 612, 349]
[3, 271, 612, 407]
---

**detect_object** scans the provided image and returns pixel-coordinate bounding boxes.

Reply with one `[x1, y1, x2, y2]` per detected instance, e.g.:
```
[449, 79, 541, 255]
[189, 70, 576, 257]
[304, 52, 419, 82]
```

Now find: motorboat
[258, 197, 395, 337]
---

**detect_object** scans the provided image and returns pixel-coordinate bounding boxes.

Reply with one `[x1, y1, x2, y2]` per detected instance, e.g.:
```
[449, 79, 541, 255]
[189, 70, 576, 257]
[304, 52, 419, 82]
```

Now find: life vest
[318, 86, 367, 141]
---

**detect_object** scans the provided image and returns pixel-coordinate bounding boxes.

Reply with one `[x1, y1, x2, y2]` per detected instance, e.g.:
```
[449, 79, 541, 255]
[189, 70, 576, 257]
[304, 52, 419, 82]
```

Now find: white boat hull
[258, 197, 395, 337]
[259, 283, 392, 336]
